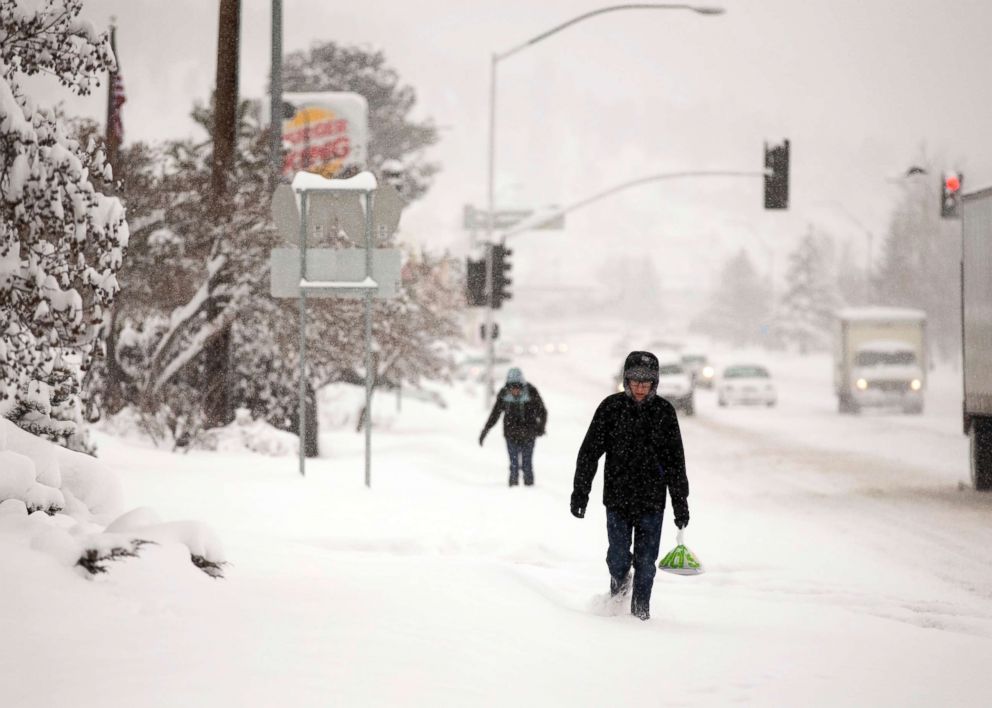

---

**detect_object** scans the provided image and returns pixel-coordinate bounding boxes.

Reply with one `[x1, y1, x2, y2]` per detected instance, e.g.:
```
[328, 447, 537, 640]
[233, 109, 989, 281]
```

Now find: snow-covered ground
[4, 322, 992, 707]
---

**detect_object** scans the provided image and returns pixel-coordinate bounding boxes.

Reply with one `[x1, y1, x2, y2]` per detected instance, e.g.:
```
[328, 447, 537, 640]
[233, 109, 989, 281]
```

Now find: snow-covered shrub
[0, 419, 226, 578]
[201, 408, 299, 457]
[0, 0, 128, 450]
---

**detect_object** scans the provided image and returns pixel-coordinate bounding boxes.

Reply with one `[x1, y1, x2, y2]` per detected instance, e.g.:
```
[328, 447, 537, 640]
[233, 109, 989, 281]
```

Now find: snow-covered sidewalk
[4, 332, 992, 707]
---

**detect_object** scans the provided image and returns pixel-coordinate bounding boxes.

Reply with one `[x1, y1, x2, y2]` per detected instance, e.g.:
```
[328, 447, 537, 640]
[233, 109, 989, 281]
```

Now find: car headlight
[910, 379, 922, 391]
[856, 378, 868, 390]
[702, 366, 714, 378]
[557, 343, 569, 354]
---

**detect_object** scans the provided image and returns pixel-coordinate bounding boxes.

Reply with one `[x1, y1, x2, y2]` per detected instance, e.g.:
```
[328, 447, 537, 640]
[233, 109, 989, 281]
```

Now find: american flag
[109, 69, 126, 145]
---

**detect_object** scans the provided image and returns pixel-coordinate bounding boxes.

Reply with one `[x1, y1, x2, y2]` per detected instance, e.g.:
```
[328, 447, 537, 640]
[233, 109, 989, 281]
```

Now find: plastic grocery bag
[658, 529, 704, 575]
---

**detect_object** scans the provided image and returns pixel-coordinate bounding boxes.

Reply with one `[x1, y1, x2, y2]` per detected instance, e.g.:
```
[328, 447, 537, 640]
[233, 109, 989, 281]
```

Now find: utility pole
[269, 0, 283, 185]
[211, 0, 240, 200]
[203, 0, 241, 427]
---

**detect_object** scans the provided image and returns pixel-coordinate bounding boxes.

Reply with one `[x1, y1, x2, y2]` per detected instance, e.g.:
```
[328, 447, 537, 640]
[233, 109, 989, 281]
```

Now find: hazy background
[47, 0, 992, 298]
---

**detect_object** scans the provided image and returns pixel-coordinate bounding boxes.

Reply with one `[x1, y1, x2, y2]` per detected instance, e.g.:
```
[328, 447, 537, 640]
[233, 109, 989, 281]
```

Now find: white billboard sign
[281, 92, 369, 180]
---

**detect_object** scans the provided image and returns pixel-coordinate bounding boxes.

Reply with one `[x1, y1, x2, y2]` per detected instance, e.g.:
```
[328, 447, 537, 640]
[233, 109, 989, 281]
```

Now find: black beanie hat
[623, 351, 660, 382]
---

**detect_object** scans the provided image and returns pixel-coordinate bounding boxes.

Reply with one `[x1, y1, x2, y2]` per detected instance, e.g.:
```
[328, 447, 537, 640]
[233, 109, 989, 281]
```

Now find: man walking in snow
[479, 368, 548, 486]
[570, 351, 690, 620]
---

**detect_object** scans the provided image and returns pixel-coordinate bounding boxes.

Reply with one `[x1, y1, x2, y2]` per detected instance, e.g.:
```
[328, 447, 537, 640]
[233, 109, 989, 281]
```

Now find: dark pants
[505, 438, 535, 485]
[606, 508, 664, 611]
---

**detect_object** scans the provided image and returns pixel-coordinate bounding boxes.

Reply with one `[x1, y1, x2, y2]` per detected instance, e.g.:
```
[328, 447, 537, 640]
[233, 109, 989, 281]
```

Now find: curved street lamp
[481, 3, 726, 403]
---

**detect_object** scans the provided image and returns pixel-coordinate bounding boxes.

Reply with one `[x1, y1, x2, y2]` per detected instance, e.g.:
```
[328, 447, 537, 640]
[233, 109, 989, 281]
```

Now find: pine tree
[691, 250, 772, 348]
[0, 0, 127, 450]
[874, 164, 961, 362]
[776, 229, 841, 354]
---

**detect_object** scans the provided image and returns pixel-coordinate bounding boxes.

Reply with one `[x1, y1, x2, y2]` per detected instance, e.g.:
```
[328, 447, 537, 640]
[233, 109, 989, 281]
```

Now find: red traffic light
[945, 174, 961, 192]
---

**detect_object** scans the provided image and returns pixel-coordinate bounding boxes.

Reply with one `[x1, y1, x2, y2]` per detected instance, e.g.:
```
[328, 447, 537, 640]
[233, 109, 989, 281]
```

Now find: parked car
[681, 352, 715, 389]
[717, 364, 777, 407]
[614, 352, 695, 416]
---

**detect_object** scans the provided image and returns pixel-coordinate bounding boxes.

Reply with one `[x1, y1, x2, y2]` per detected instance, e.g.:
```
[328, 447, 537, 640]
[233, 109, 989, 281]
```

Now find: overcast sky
[43, 0, 992, 292]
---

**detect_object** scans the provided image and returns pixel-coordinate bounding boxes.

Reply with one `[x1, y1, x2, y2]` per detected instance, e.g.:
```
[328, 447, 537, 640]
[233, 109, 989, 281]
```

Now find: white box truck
[833, 307, 927, 415]
[962, 188, 992, 490]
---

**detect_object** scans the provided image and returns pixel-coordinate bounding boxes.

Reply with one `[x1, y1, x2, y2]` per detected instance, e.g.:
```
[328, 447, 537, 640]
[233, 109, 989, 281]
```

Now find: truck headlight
[910, 379, 922, 391]
[856, 378, 868, 390]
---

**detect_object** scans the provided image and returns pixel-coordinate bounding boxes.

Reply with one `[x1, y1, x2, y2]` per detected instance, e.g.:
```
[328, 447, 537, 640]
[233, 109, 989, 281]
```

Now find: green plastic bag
[658, 529, 704, 575]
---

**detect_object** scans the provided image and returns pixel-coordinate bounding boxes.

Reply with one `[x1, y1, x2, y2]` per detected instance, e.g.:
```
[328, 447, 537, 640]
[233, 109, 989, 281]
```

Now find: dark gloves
[674, 513, 689, 530]
[570, 492, 587, 519]
[478, 430, 487, 447]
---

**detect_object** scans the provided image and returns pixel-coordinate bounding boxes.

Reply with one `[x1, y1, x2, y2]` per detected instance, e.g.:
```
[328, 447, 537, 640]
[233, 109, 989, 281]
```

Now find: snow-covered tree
[0, 0, 127, 450]
[282, 42, 440, 201]
[690, 249, 772, 348]
[874, 163, 960, 362]
[775, 228, 842, 354]
[98, 98, 459, 450]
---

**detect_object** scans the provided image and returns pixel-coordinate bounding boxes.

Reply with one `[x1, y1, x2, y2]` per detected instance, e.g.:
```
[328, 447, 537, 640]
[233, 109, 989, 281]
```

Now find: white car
[717, 364, 777, 407]
[656, 360, 695, 416]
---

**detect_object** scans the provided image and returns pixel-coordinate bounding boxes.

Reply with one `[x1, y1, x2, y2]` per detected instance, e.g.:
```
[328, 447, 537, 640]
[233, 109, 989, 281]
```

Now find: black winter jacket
[572, 392, 689, 520]
[482, 383, 547, 442]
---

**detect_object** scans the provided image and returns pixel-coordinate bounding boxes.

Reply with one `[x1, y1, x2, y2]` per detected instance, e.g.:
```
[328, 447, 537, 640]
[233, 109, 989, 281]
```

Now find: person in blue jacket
[480, 368, 548, 486]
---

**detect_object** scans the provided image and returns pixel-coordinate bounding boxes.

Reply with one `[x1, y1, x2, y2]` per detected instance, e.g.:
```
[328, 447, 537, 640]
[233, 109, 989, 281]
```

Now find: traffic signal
[764, 139, 790, 210]
[479, 323, 500, 340]
[466, 258, 487, 307]
[941, 171, 963, 219]
[491, 244, 512, 309]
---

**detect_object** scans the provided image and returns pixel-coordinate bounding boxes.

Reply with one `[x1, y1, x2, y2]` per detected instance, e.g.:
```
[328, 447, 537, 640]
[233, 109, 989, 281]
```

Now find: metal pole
[364, 191, 374, 488]
[866, 231, 873, 303]
[298, 190, 309, 476]
[270, 0, 282, 184]
[484, 53, 497, 409]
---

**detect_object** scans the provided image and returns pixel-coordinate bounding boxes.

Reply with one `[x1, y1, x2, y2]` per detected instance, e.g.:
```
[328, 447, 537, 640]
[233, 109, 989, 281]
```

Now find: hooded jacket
[571, 351, 690, 520]
[482, 372, 547, 442]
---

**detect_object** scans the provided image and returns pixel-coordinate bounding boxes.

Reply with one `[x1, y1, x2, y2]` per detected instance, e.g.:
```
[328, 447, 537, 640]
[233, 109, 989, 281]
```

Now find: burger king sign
[281, 92, 369, 180]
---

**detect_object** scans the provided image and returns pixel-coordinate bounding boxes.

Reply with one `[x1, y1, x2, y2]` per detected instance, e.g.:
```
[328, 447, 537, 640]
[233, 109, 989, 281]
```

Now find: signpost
[270, 171, 404, 484]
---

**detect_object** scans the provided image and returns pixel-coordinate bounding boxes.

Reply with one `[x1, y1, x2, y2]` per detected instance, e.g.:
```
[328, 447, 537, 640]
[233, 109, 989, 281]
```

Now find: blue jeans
[606, 508, 664, 609]
[505, 438, 535, 485]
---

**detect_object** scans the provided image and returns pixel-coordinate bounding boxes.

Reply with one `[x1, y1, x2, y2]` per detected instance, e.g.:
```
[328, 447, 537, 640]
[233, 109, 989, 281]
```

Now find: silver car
[717, 364, 777, 407]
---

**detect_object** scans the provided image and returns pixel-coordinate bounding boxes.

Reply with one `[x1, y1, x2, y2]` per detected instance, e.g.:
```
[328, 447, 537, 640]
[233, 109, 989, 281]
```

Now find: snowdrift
[0, 418, 225, 578]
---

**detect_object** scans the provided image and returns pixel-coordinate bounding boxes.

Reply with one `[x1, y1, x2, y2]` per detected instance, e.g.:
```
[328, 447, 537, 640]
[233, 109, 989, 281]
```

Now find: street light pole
[482, 3, 725, 407]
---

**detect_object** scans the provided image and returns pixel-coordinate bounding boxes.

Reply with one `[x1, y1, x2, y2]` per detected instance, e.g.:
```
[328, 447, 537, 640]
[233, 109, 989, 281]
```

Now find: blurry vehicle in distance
[614, 351, 694, 416]
[717, 364, 777, 407]
[681, 352, 715, 389]
[509, 341, 568, 356]
[454, 353, 513, 383]
[833, 308, 926, 415]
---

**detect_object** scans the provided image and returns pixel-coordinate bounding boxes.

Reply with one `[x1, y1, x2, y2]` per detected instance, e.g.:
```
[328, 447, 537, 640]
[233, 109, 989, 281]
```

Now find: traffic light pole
[484, 53, 497, 409]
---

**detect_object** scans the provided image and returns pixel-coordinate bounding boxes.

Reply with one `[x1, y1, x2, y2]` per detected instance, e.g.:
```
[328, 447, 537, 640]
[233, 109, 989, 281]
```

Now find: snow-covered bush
[0, 0, 128, 450]
[0, 418, 226, 577]
[200, 407, 299, 457]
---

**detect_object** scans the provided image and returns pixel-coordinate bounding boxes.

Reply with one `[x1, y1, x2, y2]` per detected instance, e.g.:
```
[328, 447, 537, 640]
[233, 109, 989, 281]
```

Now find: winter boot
[631, 596, 650, 621]
[610, 571, 632, 597]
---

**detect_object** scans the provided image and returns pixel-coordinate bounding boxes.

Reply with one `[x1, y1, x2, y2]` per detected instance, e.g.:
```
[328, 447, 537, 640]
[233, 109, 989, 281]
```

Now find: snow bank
[0, 419, 224, 578]
[202, 408, 299, 457]
[1, 418, 118, 517]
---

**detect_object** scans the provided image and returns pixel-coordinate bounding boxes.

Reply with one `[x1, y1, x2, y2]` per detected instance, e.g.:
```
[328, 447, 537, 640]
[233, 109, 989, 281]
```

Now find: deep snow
[3, 323, 992, 707]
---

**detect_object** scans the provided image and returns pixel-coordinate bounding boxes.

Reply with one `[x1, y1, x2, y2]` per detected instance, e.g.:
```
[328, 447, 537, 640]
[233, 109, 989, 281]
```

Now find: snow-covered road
[6, 326, 992, 707]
